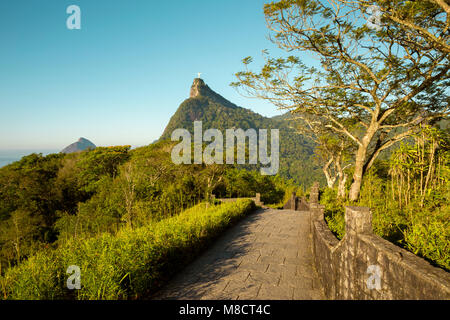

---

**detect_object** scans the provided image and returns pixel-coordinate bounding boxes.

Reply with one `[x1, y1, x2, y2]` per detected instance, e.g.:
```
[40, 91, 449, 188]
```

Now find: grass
[0, 199, 256, 300]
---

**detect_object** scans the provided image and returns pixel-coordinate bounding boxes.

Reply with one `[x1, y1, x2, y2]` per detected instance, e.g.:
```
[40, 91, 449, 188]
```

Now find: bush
[403, 207, 450, 270]
[0, 199, 256, 300]
[320, 185, 449, 271]
[321, 188, 345, 239]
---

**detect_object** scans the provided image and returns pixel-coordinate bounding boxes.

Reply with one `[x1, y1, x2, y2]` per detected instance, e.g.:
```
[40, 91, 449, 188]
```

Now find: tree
[119, 162, 140, 229]
[232, 0, 449, 200]
[201, 163, 225, 202]
[388, 124, 449, 208]
[76, 146, 131, 193]
[118, 147, 172, 228]
[286, 112, 353, 197]
[317, 137, 353, 198]
[0, 209, 44, 264]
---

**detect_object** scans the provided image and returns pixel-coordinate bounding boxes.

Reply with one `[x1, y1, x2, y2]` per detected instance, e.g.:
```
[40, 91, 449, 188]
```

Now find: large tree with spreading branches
[285, 113, 353, 197]
[232, 0, 449, 201]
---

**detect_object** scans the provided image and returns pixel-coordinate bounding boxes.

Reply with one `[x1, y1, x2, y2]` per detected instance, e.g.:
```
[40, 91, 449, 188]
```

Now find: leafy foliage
[160, 93, 324, 187]
[233, 0, 449, 201]
[321, 126, 449, 271]
[0, 200, 255, 300]
[0, 139, 297, 276]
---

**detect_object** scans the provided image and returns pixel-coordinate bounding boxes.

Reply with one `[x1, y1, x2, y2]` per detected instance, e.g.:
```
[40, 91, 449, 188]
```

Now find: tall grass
[0, 199, 256, 300]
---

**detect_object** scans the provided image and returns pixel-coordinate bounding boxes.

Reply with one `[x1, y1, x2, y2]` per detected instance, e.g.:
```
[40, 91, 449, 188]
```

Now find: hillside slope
[160, 78, 323, 186]
[61, 138, 96, 154]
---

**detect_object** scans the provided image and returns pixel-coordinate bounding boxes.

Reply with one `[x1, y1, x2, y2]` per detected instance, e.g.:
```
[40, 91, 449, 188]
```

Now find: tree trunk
[337, 172, 347, 198]
[349, 124, 378, 202]
[323, 158, 336, 188]
[335, 151, 347, 198]
[13, 218, 20, 263]
[349, 144, 367, 201]
[421, 140, 437, 207]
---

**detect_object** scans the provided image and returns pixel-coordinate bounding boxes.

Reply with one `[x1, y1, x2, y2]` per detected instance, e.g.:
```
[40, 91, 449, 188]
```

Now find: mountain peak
[161, 79, 266, 140]
[188, 78, 238, 110]
[190, 78, 210, 98]
[61, 137, 96, 154]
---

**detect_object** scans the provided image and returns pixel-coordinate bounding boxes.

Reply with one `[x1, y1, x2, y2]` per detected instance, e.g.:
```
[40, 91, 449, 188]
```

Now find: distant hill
[160, 78, 324, 186]
[270, 112, 294, 121]
[61, 138, 96, 154]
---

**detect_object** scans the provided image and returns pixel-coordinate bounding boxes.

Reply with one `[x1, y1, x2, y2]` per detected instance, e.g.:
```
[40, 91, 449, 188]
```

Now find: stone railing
[213, 193, 264, 207]
[283, 181, 319, 211]
[309, 183, 450, 300]
[283, 192, 309, 211]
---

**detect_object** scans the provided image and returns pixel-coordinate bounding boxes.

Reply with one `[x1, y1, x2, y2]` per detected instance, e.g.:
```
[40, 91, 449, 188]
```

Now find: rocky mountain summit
[160, 78, 323, 186]
[61, 137, 96, 154]
[189, 78, 239, 109]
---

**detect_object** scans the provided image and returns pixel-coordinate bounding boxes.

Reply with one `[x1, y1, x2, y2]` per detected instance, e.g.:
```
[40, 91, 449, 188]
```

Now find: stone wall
[283, 192, 309, 211]
[214, 193, 264, 206]
[310, 204, 450, 299]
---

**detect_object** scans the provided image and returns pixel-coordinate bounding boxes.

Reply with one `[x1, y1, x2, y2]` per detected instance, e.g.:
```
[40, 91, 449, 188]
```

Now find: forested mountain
[160, 78, 324, 186]
[0, 139, 300, 274]
[0, 78, 319, 274]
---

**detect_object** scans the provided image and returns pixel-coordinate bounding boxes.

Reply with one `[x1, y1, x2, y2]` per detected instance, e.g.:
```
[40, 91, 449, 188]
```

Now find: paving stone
[222, 270, 250, 282]
[201, 292, 237, 300]
[258, 284, 294, 300]
[258, 255, 284, 265]
[284, 256, 300, 265]
[279, 275, 313, 289]
[267, 263, 297, 278]
[237, 253, 259, 264]
[247, 271, 281, 286]
[282, 249, 299, 259]
[153, 208, 324, 300]
[293, 287, 325, 300]
[238, 261, 270, 273]
[198, 279, 230, 295]
[258, 247, 276, 256]
[250, 243, 265, 250]
[224, 279, 261, 297]
[237, 293, 258, 300]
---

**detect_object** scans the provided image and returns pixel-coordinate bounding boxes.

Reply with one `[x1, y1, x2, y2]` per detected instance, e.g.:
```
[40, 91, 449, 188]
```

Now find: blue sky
[0, 0, 312, 150]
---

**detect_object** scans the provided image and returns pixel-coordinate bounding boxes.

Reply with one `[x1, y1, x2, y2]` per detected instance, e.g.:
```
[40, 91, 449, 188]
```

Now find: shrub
[320, 186, 449, 271]
[0, 199, 255, 300]
[403, 207, 450, 270]
[321, 188, 345, 239]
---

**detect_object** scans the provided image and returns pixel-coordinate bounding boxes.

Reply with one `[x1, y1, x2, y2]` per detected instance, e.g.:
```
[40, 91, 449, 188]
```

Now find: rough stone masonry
[309, 183, 450, 300]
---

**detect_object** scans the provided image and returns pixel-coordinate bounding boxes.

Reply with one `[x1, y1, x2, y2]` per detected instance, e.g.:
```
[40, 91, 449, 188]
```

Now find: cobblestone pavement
[152, 208, 325, 300]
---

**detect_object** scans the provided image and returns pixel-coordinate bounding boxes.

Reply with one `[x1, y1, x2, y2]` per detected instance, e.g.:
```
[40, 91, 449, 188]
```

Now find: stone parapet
[308, 182, 450, 300]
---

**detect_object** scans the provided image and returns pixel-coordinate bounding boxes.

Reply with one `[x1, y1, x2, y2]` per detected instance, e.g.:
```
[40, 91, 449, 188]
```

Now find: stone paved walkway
[152, 208, 325, 300]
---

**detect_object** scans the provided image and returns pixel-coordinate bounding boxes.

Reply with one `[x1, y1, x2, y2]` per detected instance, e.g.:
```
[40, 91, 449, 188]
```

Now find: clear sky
[0, 0, 310, 150]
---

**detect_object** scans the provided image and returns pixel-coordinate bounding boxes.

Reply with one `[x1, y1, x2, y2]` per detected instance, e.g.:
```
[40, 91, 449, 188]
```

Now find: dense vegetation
[0, 140, 296, 282]
[0, 77, 320, 300]
[233, 0, 449, 202]
[1, 0, 448, 299]
[229, 0, 449, 273]
[0, 200, 255, 299]
[160, 93, 324, 187]
[322, 125, 449, 271]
